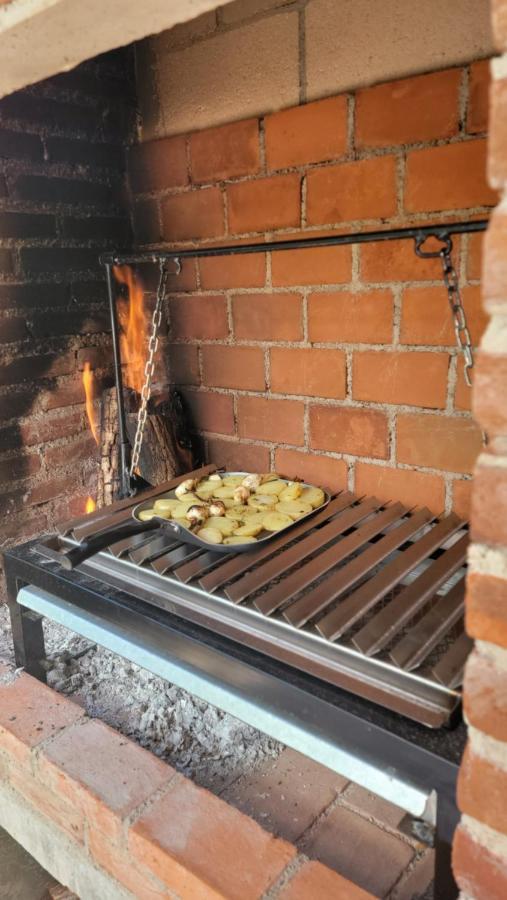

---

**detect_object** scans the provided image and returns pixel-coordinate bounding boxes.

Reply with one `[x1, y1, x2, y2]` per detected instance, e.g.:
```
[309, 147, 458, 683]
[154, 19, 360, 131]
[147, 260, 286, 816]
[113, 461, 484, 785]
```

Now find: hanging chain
[129, 258, 180, 477]
[415, 235, 474, 387]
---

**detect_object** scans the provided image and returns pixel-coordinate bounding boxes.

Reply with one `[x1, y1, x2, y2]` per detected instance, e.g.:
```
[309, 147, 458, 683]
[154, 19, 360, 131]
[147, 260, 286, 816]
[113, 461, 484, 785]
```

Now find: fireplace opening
[0, 0, 504, 898]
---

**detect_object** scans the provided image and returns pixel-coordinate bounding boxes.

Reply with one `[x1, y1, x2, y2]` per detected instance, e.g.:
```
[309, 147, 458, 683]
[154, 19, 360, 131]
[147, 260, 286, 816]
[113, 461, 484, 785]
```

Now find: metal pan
[57, 473, 331, 569]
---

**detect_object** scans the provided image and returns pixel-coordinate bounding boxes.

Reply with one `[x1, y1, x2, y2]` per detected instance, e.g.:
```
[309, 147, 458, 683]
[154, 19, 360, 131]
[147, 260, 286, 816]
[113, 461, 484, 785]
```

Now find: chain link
[439, 247, 474, 387]
[129, 258, 180, 477]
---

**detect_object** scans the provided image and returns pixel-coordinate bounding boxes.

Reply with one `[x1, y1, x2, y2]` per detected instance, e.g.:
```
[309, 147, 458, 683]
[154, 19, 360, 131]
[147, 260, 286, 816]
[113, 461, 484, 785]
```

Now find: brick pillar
[452, 3, 507, 896]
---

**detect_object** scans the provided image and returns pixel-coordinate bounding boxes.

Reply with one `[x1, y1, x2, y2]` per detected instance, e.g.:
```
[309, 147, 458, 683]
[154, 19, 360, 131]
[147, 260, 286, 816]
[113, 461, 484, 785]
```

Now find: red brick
[169, 344, 200, 385]
[27, 475, 76, 506]
[466, 572, 507, 648]
[128, 135, 188, 193]
[452, 478, 472, 519]
[401, 285, 488, 347]
[493, 0, 507, 50]
[454, 357, 474, 412]
[360, 237, 448, 283]
[310, 405, 389, 459]
[265, 96, 348, 170]
[165, 258, 197, 292]
[190, 118, 260, 183]
[182, 389, 235, 435]
[274, 448, 348, 492]
[405, 140, 497, 213]
[489, 79, 507, 188]
[199, 253, 265, 289]
[355, 463, 445, 512]
[227, 174, 301, 234]
[483, 206, 507, 307]
[356, 69, 461, 148]
[237, 396, 304, 444]
[458, 744, 507, 836]
[353, 351, 449, 408]
[464, 648, 507, 742]
[88, 829, 168, 900]
[9, 766, 84, 843]
[207, 438, 271, 473]
[308, 290, 393, 344]
[0, 352, 74, 387]
[468, 231, 484, 280]
[132, 198, 160, 243]
[45, 435, 98, 469]
[279, 860, 375, 900]
[397, 414, 482, 473]
[306, 156, 397, 226]
[473, 352, 507, 434]
[471, 461, 507, 546]
[232, 292, 303, 341]
[0, 316, 27, 343]
[161, 188, 224, 241]
[468, 60, 491, 134]
[169, 295, 228, 340]
[271, 245, 352, 286]
[129, 776, 295, 899]
[270, 348, 346, 399]
[0, 453, 41, 482]
[202, 345, 265, 390]
[39, 718, 175, 844]
[453, 825, 507, 900]
[0, 673, 84, 765]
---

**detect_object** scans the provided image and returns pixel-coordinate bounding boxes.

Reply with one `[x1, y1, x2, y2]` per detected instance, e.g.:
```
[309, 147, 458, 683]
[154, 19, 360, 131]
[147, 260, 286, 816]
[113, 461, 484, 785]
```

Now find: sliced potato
[153, 498, 177, 514]
[234, 521, 264, 538]
[257, 479, 286, 496]
[279, 482, 303, 501]
[224, 535, 257, 545]
[138, 508, 157, 521]
[222, 497, 239, 509]
[223, 475, 245, 487]
[173, 518, 189, 528]
[212, 485, 237, 499]
[262, 512, 294, 531]
[248, 494, 277, 511]
[225, 506, 248, 521]
[197, 526, 223, 544]
[276, 500, 313, 519]
[172, 500, 198, 517]
[299, 486, 326, 508]
[261, 472, 281, 483]
[207, 516, 235, 536]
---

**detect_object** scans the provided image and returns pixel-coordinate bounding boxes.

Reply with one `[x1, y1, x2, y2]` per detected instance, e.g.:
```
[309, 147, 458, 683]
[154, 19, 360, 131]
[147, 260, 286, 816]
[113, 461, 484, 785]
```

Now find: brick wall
[0, 49, 134, 571]
[453, 2, 507, 896]
[139, 0, 493, 138]
[0, 662, 373, 899]
[129, 62, 494, 514]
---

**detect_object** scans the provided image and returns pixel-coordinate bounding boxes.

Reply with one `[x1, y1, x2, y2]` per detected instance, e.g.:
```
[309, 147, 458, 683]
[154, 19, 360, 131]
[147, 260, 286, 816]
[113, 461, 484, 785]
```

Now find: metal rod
[105, 262, 131, 498]
[101, 219, 488, 266]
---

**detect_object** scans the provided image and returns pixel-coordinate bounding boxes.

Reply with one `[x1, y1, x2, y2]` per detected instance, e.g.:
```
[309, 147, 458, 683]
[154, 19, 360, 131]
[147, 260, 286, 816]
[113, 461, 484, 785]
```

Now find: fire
[113, 265, 147, 394]
[82, 361, 99, 446]
[85, 497, 96, 514]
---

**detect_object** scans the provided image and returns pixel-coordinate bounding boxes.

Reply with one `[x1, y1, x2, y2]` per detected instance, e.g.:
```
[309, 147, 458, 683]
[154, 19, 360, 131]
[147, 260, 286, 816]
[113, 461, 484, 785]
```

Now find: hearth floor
[0, 604, 433, 899]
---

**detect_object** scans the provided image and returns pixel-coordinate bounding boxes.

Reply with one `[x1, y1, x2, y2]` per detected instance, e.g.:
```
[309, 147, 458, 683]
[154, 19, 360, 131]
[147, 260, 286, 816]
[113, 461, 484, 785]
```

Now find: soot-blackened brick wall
[0, 49, 135, 571]
[128, 61, 494, 515]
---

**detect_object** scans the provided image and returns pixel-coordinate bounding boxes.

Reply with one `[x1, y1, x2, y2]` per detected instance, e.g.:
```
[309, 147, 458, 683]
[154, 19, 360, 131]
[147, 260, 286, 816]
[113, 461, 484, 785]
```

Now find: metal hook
[414, 233, 453, 259]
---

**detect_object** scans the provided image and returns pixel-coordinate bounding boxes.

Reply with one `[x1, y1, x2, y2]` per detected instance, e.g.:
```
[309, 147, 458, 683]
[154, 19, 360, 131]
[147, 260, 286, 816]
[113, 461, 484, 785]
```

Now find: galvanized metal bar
[100, 219, 488, 266]
[105, 261, 131, 498]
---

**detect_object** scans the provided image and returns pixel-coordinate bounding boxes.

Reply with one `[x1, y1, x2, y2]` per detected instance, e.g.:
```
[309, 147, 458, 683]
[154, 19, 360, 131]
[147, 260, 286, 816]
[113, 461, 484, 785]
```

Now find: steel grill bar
[150, 543, 202, 574]
[108, 531, 160, 558]
[431, 630, 473, 688]
[254, 502, 407, 616]
[174, 550, 223, 583]
[199, 493, 354, 594]
[128, 535, 180, 565]
[228, 496, 381, 606]
[390, 577, 466, 670]
[352, 533, 469, 656]
[289, 507, 431, 630]
[316, 513, 462, 641]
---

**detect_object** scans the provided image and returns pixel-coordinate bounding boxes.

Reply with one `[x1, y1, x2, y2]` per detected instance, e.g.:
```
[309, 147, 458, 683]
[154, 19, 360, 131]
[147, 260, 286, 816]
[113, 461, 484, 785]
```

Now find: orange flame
[85, 497, 96, 514]
[113, 265, 147, 394]
[82, 362, 99, 446]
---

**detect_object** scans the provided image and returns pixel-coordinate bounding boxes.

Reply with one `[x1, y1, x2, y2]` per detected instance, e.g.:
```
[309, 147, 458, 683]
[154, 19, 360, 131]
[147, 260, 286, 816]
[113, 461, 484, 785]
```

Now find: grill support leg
[6, 572, 47, 683]
[434, 794, 459, 900]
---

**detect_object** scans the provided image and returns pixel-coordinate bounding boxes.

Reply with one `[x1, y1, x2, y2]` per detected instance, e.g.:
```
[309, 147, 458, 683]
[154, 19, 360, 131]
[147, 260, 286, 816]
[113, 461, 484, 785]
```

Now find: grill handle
[58, 519, 161, 570]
